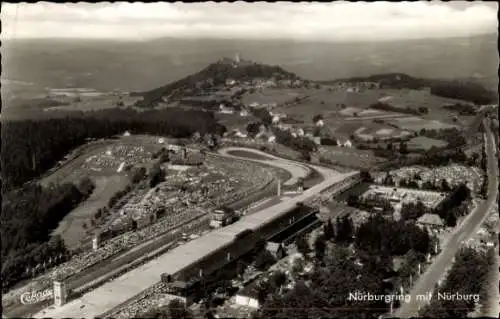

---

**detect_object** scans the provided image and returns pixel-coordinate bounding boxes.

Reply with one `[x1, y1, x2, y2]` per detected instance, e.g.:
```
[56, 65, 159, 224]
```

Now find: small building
[266, 242, 286, 260]
[336, 137, 353, 148]
[210, 208, 237, 228]
[219, 104, 234, 114]
[235, 279, 262, 309]
[417, 213, 445, 230]
[161, 278, 199, 306]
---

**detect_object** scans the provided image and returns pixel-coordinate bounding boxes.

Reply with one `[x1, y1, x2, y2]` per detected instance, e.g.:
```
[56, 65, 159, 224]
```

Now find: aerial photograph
[1, 1, 498, 318]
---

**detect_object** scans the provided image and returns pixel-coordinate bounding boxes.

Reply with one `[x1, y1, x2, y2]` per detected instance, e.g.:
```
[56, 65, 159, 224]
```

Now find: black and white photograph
[1, 1, 498, 318]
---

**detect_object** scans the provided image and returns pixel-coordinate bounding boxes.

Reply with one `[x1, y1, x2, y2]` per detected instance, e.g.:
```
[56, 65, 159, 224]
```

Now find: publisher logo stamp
[20, 289, 53, 305]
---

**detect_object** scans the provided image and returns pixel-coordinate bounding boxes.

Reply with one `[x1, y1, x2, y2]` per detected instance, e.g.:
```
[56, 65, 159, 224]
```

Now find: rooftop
[417, 213, 444, 226]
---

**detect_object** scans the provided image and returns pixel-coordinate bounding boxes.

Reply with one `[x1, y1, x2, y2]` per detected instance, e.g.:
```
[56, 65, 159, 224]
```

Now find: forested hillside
[133, 59, 299, 107]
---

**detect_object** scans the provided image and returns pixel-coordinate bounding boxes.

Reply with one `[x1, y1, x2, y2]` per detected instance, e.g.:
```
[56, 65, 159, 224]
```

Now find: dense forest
[134, 60, 299, 107]
[2, 108, 225, 190]
[1, 179, 95, 290]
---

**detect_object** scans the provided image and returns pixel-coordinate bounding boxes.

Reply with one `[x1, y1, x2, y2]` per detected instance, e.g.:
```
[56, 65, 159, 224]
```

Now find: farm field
[407, 136, 448, 151]
[331, 120, 412, 141]
[242, 87, 309, 106]
[388, 116, 457, 132]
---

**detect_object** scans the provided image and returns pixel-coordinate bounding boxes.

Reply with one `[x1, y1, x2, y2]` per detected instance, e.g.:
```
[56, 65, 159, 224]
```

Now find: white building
[336, 138, 353, 148]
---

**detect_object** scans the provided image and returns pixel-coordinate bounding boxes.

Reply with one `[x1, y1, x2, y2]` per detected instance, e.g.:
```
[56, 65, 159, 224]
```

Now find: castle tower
[277, 179, 281, 197]
[53, 280, 67, 307]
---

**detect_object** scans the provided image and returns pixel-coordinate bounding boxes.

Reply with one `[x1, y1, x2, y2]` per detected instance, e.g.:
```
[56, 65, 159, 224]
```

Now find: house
[235, 131, 247, 138]
[272, 115, 280, 125]
[315, 119, 324, 127]
[268, 135, 276, 143]
[249, 102, 260, 108]
[278, 123, 293, 131]
[313, 137, 321, 145]
[240, 110, 249, 117]
[417, 213, 445, 230]
[123, 131, 131, 137]
[336, 137, 353, 148]
[226, 79, 236, 86]
[210, 208, 237, 228]
[219, 104, 234, 114]
[266, 242, 286, 260]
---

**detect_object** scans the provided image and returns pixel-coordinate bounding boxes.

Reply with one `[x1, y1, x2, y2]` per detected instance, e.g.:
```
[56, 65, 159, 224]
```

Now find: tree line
[1, 178, 95, 291]
[421, 247, 494, 317]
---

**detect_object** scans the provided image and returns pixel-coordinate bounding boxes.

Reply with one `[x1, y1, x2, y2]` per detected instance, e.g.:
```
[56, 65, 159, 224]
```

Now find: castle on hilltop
[218, 53, 253, 67]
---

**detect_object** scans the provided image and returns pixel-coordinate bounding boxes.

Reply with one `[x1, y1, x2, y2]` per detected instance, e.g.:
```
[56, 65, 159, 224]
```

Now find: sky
[1, 1, 498, 41]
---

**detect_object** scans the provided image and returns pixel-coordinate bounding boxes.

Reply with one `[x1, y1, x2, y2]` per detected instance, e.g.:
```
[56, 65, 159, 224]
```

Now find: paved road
[33, 159, 357, 318]
[396, 119, 499, 318]
[218, 147, 340, 181]
[218, 147, 312, 186]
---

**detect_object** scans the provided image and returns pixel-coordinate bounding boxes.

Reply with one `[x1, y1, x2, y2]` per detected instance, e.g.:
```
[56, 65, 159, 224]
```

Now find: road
[218, 147, 312, 185]
[32, 152, 356, 319]
[396, 119, 499, 318]
[4, 142, 314, 317]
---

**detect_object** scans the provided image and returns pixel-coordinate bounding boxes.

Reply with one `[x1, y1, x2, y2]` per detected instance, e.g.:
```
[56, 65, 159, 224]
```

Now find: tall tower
[277, 179, 281, 197]
[235, 53, 240, 64]
[53, 280, 67, 307]
[92, 234, 100, 251]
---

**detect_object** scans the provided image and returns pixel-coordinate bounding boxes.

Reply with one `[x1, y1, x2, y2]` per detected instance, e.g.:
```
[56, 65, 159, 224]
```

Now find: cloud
[1, 1, 497, 41]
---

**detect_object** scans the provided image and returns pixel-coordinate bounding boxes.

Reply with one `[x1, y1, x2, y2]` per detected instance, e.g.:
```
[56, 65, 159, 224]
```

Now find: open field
[317, 145, 386, 170]
[52, 175, 131, 250]
[242, 88, 309, 106]
[226, 149, 274, 161]
[407, 136, 448, 151]
[388, 116, 457, 132]
[216, 113, 260, 131]
[331, 120, 412, 140]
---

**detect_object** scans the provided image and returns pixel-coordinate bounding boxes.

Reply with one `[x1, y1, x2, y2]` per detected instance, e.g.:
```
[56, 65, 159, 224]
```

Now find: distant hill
[320, 73, 498, 105]
[133, 57, 299, 107]
[3, 33, 496, 94]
